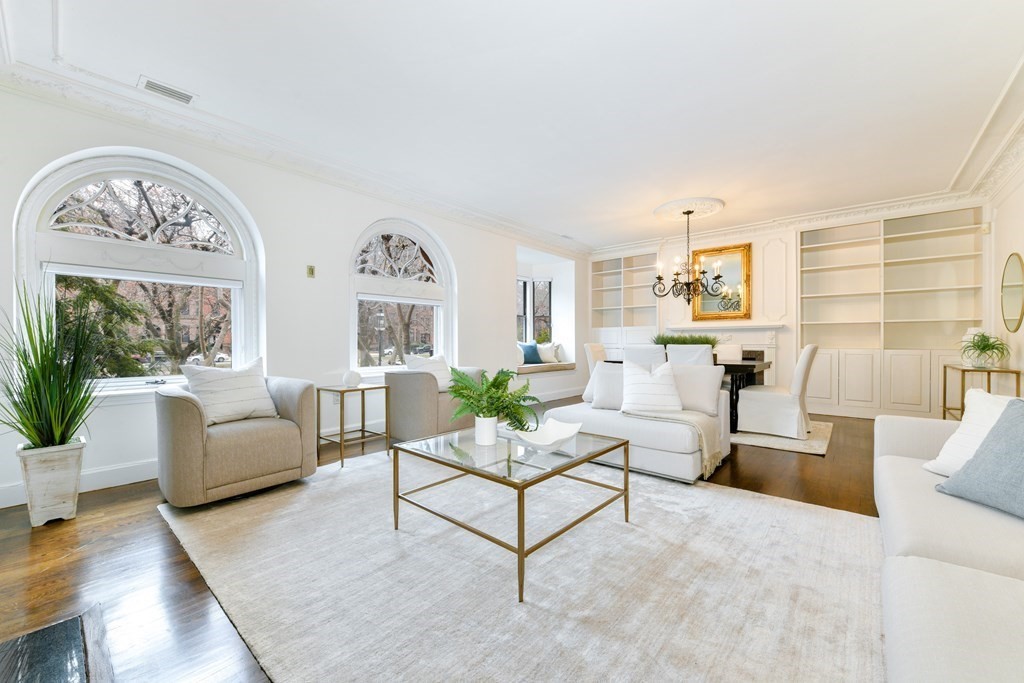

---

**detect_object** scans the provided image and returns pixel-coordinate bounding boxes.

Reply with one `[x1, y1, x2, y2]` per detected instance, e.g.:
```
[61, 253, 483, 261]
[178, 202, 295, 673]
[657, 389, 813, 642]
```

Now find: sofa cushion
[205, 417, 303, 489]
[882, 556, 1024, 683]
[924, 389, 1017, 477]
[545, 402, 699, 453]
[671, 363, 725, 416]
[937, 399, 1024, 519]
[874, 454, 1024, 580]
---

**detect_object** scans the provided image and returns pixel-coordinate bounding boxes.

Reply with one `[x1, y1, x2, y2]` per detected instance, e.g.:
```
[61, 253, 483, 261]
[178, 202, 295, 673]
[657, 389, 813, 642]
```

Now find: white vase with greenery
[448, 368, 539, 445]
[1, 287, 101, 526]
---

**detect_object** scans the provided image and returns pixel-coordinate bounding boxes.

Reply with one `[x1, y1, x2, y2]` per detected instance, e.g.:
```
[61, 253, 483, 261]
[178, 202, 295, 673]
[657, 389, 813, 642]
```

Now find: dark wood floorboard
[0, 407, 875, 680]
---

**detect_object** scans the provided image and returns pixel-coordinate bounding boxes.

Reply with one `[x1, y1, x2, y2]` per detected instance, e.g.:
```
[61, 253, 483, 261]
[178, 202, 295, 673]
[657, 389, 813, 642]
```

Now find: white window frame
[517, 276, 553, 343]
[14, 147, 266, 393]
[350, 219, 456, 376]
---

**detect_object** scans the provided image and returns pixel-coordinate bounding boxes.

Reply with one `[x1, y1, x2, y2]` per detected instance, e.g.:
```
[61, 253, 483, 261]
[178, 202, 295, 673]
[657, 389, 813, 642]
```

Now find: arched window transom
[51, 179, 234, 254]
[354, 234, 436, 283]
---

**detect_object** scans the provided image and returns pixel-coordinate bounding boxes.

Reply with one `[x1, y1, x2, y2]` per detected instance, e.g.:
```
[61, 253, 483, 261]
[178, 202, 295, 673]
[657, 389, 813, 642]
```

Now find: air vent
[137, 76, 195, 105]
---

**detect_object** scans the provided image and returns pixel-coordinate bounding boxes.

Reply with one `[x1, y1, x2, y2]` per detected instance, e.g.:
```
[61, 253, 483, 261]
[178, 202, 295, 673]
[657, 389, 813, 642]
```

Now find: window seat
[516, 362, 576, 375]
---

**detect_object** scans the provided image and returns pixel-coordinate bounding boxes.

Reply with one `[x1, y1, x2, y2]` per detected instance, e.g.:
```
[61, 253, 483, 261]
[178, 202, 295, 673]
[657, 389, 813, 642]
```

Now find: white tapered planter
[475, 416, 498, 445]
[17, 438, 86, 527]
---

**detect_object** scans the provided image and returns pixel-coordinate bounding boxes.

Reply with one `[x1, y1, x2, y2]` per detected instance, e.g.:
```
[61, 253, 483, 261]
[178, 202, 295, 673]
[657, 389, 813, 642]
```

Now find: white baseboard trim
[0, 458, 158, 510]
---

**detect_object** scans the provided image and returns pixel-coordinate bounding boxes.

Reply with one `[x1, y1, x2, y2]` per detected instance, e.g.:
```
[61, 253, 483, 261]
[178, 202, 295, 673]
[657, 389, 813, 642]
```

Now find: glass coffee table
[392, 428, 629, 602]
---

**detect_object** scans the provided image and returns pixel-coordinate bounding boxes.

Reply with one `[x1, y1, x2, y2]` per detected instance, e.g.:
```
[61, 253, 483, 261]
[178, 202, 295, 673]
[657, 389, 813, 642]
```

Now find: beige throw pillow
[182, 357, 278, 426]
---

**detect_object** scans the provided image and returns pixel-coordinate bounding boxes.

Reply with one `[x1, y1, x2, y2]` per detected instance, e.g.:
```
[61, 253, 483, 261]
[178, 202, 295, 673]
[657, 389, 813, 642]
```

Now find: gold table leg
[339, 391, 346, 468]
[393, 447, 399, 530]
[517, 488, 526, 603]
[623, 442, 630, 523]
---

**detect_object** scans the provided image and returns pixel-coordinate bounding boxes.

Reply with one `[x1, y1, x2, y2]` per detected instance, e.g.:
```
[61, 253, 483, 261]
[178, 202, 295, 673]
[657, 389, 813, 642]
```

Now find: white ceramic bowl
[513, 418, 583, 452]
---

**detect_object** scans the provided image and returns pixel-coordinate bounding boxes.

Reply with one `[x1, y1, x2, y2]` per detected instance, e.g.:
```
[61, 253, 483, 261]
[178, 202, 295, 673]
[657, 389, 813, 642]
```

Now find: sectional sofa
[873, 415, 1024, 682]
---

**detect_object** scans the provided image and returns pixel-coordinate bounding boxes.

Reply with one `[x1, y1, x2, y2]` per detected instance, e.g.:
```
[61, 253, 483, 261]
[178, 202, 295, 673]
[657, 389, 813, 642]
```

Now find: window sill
[516, 362, 576, 375]
[94, 378, 188, 407]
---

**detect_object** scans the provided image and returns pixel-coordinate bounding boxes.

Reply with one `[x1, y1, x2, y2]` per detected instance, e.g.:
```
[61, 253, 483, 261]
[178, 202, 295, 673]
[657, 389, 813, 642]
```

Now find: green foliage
[0, 286, 102, 448]
[57, 276, 156, 378]
[448, 367, 540, 431]
[651, 333, 719, 348]
[534, 328, 552, 344]
[961, 332, 1011, 362]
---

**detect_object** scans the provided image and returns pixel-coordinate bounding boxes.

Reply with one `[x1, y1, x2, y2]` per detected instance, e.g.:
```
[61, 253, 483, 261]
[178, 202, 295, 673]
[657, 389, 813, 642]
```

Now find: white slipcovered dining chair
[737, 344, 818, 440]
[714, 344, 744, 362]
[666, 344, 713, 365]
[623, 344, 668, 368]
[583, 343, 607, 373]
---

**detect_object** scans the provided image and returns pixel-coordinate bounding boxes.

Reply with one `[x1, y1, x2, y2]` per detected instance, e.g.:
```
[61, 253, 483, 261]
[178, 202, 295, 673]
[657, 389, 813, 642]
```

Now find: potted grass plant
[961, 331, 1011, 369]
[0, 286, 102, 526]
[449, 368, 539, 445]
[651, 333, 719, 348]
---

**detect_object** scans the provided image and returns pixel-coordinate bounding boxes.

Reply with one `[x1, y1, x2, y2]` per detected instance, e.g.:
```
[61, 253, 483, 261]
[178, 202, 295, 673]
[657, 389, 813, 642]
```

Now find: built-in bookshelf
[591, 253, 658, 357]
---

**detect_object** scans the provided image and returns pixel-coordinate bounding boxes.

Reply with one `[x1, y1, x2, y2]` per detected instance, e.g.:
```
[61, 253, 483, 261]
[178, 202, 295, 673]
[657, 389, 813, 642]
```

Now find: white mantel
[664, 321, 785, 385]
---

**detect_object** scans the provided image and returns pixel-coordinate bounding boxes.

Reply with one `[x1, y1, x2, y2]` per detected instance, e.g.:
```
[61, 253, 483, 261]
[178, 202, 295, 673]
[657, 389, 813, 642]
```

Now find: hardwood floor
[0, 413, 876, 679]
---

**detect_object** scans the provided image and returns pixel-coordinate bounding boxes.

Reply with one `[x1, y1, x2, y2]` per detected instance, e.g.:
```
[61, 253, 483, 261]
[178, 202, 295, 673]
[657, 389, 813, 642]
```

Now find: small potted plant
[961, 331, 1011, 369]
[0, 286, 102, 526]
[449, 368, 539, 445]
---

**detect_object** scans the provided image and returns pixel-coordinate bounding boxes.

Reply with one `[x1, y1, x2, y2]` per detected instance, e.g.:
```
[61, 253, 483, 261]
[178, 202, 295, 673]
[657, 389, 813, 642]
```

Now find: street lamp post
[376, 312, 386, 366]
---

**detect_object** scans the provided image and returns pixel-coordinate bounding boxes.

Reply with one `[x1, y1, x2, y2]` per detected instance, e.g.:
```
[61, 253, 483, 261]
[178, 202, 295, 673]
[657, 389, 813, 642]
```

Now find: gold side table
[942, 365, 1021, 420]
[316, 384, 390, 467]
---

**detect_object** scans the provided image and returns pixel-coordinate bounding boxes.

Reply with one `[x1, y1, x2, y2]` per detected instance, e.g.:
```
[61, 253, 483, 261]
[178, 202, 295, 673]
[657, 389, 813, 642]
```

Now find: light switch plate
[306, 265, 316, 278]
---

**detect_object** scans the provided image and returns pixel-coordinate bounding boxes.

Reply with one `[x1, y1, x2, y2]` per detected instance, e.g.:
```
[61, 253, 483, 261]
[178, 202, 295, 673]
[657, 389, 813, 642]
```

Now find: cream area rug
[159, 452, 882, 682]
[730, 420, 834, 455]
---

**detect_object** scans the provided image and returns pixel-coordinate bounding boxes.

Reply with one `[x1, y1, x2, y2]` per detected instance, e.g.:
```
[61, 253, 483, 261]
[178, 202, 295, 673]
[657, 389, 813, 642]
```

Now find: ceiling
[4, 1, 1024, 249]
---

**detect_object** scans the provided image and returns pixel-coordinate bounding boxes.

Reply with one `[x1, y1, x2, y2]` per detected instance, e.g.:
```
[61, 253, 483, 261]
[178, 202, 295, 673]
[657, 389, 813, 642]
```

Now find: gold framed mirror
[692, 242, 752, 321]
[1002, 252, 1024, 333]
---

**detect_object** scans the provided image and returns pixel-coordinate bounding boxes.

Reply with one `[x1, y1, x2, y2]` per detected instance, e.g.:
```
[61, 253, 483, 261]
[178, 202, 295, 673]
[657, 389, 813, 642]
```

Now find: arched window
[351, 220, 455, 370]
[15, 147, 264, 389]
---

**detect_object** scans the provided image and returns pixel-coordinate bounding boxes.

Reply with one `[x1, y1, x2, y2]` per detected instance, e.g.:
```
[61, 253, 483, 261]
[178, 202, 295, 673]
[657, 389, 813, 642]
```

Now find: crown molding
[0, 62, 589, 259]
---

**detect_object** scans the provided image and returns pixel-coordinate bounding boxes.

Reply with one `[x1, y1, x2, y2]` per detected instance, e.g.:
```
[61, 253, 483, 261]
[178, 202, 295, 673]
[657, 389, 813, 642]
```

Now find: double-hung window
[515, 278, 552, 343]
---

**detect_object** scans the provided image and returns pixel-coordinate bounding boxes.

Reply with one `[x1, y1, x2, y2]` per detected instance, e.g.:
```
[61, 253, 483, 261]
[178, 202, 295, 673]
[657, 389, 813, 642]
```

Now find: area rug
[730, 420, 834, 455]
[159, 452, 882, 681]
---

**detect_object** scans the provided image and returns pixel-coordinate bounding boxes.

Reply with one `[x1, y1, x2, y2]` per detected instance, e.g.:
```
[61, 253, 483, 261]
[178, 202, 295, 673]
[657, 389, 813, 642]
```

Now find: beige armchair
[385, 367, 483, 444]
[155, 376, 316, 507]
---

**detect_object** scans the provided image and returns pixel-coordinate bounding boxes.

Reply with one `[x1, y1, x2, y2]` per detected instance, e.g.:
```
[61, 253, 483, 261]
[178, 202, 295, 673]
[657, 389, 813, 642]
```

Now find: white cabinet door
[806, 348, 839, 405]
[883, 349, 931, 413]
[840, 349, 881, 408]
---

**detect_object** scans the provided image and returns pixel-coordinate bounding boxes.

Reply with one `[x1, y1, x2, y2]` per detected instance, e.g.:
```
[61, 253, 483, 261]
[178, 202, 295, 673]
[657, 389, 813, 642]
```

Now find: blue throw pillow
[518, 342, 543, 364]
[936, 398, 1024, 519]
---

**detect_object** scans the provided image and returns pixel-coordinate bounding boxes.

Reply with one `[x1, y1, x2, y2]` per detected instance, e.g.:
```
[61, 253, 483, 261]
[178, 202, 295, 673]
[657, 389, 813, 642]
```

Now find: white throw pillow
[924, 389, 1018, 477]
[671, 364, 725, 416]
[591, 362, 625, 410]
[516, 344, 525, 366]
[621, 361, 682, 413]
[406, 354, 453, 391]
[537, 342, 562, 363]
[182, 357, 278, 426]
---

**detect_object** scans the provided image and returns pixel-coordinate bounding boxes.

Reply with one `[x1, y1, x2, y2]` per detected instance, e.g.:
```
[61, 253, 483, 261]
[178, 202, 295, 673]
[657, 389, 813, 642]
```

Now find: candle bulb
[657, 261, 662, 276]
[714, 260, 722, 276]
[737, 284, 743, 296]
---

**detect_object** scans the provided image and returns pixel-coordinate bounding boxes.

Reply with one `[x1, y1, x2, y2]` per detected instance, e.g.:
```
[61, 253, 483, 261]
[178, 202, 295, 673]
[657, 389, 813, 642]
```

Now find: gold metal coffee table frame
[392, 431, 629, 602]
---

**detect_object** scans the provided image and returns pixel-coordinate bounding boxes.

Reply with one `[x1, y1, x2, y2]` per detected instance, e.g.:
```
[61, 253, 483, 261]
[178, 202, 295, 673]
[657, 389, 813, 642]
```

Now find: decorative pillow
[181, 357, 278, 426]
[670, 364, 725, 416]
[537, 342, 562, 364]
[516, 344, 525, 366]
[406, 354, 453, 391]
[518, 342, 543, 364]
[591, 362, 625, 410]
[924, 390, 1017, 477]
[621, 361, 682, 413]
[582, 361, 613, 403]
[936, 399, 1024, 519]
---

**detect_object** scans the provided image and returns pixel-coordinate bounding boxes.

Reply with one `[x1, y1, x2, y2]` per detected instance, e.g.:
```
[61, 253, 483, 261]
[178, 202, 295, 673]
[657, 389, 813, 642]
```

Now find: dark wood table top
[717, 360, 772, 373]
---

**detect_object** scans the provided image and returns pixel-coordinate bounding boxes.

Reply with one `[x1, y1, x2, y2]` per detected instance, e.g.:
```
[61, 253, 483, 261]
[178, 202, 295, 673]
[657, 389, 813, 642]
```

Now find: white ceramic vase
[16, 437, 86, 527]
[475, 416, 498, 445]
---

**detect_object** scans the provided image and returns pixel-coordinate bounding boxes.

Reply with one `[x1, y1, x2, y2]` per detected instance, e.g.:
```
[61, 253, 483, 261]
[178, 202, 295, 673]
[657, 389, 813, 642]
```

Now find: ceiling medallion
[652, 197, 725, 222]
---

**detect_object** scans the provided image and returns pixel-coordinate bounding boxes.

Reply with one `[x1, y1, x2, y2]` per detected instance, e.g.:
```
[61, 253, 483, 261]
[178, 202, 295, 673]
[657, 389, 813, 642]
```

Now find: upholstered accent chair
[738, 344, 818, 439]
[155, 376, 316, 507]
[385, 367, 483, 444]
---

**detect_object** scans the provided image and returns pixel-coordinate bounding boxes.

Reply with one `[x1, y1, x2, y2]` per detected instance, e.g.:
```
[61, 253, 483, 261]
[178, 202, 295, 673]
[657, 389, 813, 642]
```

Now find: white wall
[991, 170, 1024, 394]
[0, 88, 587, 507]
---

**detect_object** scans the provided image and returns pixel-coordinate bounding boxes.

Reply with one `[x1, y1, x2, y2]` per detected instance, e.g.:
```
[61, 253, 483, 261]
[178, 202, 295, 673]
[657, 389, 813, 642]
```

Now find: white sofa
[874, 415, 1024, 682]
[545, 390, 731, 483]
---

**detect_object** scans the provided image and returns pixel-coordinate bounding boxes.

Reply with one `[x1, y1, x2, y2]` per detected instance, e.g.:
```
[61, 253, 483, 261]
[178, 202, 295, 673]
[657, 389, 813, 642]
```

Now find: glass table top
[394, 428, 626, 484]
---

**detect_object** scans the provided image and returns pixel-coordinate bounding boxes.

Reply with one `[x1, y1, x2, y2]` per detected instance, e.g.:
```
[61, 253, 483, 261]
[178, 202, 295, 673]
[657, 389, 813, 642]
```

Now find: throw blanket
[621, 408, 724, 479]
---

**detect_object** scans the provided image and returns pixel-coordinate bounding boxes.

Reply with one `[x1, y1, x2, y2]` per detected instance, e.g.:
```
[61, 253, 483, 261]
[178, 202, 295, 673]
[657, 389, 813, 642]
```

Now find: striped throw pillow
[621, 361, 682, 413]
[182, 357, 278, 425]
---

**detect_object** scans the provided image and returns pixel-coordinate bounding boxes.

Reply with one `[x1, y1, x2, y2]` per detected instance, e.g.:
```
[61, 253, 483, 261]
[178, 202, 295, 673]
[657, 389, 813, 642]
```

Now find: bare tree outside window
[516, 279, 528, 342]
[532, 281, 552, 343]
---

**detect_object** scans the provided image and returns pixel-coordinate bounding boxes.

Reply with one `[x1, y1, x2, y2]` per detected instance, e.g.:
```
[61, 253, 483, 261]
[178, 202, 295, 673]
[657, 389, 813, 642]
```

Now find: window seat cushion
[516, 362, 576, 375]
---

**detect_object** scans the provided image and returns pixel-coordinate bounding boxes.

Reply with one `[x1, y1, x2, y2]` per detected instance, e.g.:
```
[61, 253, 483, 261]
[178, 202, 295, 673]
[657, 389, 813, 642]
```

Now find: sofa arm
[155, 386, 209, 507]
[718, 389, 731, 454]
[266, 376, 316, 476]
[874, 415, 960, 461]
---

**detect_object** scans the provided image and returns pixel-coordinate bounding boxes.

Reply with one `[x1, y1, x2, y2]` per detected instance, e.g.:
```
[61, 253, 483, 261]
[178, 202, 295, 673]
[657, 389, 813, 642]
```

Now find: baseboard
[0, 458, 157, 510]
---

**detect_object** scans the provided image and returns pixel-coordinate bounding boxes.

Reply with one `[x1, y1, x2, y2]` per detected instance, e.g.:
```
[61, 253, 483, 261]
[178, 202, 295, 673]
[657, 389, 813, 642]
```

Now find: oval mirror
[1002, 252, 1024, 333]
